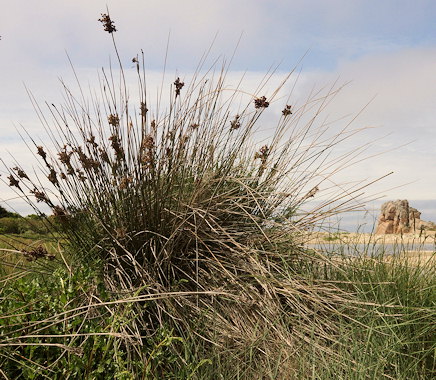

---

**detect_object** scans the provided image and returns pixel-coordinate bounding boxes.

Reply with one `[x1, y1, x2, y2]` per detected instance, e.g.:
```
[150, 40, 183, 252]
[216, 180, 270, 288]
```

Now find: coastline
[303, 231, 436, 266]
[304, 231, 436, 246]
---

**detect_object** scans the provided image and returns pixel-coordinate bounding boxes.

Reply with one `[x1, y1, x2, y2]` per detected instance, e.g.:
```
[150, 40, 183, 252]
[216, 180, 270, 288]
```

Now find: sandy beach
[305, 231, 436, 246]
[304, 231, 436, 266]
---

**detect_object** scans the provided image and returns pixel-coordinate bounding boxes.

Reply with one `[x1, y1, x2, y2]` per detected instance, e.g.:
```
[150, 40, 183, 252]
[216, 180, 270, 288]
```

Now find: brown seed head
[150, 120, 157, 134]
[282, 104, 292, 116]
[58, 147, 72, 165]
[87, 134, 98, 148]
[230, 115, 241, 130]
[13, 167, 29, 180]
[141, 135, 155, 151]
[31, 188, 49, 203]
[254, 145, 269, 164]
[115, 227, 127, 239]
[76, 170, 87, 182]
[52, 205, 70, 223]
[109, 135, 124, 160]
[141, 151, 154, 168]
[8, 175, 20, 188]
[108, 114, 120, 127]
[254, 96, 269, 109]
[21, 246, 54, 261]
[74, 146, 100, 170]
[99, 148, 110, 164]
[140, 102, 148, 116]
[119, 176, 132, 190]
[37, 146, 47, 160]
[98, 13, 117, 33]
[48, 168, 58, 185]
[174, 77, 185, 96]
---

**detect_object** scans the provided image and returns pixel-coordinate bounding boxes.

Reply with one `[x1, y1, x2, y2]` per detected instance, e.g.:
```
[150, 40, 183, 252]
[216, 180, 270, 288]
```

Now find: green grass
[294, 251, 436, 379]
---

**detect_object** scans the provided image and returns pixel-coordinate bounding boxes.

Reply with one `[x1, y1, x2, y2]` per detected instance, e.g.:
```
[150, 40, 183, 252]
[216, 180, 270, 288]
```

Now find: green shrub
[0, 217, 22, 234]
[0, 216, 50, 235]
[0, 205, 20, 218]
[0, 264, 207, 379]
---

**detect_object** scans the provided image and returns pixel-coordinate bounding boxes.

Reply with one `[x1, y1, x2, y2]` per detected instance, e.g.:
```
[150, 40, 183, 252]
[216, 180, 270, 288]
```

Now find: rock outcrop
[375, 199, 436, 234]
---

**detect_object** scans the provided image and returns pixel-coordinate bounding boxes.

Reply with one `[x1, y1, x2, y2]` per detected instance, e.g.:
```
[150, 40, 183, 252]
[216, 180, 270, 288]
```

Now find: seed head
[174, 77, 185, 96]
[21, 245, 55, 261]
[98, 13, 117, 33]
[141, 135, 155, 151]
[119, 176, 132, 190]
[48, 168, 58, 185]
[141, 135, 155, 168]
[140, 102, 148, 116]
[87, 134, 99, 148]
[282, 104, 293, 116]
[37, 146, 47, 160]
[230, 115, 241, 130]
[109, 135, 124, 160]
[254, 96, 269, 109]
[108, 114, 120, 127]
[31, 188, 49, 203]
[58, 147, 72, 165]
[8, 175, 20, 188]
[21, 246, 54, 261]
[74, 146, 100, 170]
[115, 227, 127, 239]
[76, 170, 87, 182]
[99, 148, 111, 164]
[151, 120, 157, 133]
[53, 205, 70, 223]
[254, 145, 269, 164]
[13, 167, 29, 180]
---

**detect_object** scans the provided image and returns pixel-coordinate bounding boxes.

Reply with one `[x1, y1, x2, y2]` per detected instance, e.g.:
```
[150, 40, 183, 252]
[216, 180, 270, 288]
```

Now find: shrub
[0, 205, 20, 218]
[0, 215, 50, 235]
[0, 265, 204, 378]
[0, 217, 21, 234]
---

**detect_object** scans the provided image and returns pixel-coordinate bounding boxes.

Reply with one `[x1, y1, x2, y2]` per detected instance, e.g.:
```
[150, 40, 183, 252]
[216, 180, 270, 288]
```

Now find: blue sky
[1, 0, 435, 228]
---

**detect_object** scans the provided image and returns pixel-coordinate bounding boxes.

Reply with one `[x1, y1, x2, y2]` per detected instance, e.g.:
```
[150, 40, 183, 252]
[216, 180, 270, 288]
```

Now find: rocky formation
[375, 200, 436, 234]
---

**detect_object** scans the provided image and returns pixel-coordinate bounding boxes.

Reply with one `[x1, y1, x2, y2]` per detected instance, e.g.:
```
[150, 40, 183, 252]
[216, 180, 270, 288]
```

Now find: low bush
[0, 217, 22, 234]
[0, 264, 210, 378]
[0, 216, 50, 235]
[0, 205, 20, 218]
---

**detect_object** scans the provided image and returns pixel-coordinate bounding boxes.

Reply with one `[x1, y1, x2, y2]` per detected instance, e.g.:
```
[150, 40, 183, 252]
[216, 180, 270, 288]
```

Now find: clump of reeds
[1, 11, 381, 375]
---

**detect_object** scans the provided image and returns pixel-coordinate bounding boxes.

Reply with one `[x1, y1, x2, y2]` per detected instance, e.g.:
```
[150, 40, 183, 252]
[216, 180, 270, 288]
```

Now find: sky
[0, 0, 435, 230]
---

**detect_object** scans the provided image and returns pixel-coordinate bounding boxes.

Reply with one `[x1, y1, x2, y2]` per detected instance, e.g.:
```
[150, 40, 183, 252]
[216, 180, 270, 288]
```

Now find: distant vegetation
[0, 12, 434, 379]
[0, 206, 51, 235]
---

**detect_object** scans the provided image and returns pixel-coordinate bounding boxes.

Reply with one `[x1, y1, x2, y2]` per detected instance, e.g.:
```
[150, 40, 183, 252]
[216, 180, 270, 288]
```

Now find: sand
[304, 231, 436, 246]
[303, 231, 436, 267]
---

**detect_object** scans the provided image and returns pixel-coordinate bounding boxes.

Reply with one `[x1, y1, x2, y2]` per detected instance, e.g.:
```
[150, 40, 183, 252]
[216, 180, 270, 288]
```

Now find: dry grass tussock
[0, 12, 397, 377]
